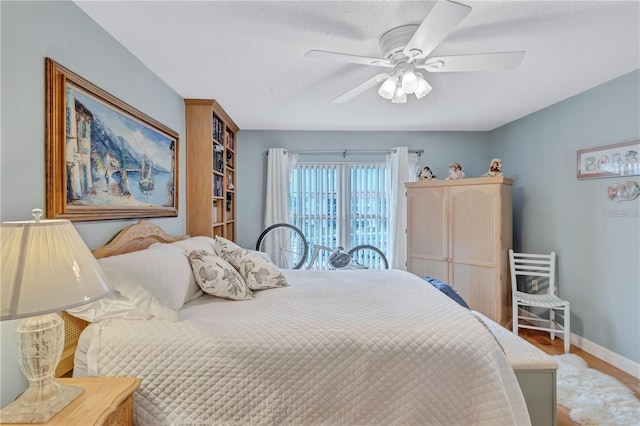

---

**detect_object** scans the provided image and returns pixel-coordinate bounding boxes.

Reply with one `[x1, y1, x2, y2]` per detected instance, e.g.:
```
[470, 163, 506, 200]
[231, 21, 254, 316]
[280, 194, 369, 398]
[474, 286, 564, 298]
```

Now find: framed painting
[577, 139, 640, 180]
[45, 58, 179, 221]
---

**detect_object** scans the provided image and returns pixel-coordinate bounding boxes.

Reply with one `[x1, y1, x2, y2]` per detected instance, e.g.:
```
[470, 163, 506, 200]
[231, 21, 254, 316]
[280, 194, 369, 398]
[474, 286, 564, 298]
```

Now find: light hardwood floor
[519, 329, 640, 426]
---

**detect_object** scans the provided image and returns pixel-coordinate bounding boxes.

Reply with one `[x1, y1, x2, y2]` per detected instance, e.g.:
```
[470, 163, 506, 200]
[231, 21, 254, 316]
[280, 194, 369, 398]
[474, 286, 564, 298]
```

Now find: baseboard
[517, 308, 640, 379]
[570, 334, 640, 379]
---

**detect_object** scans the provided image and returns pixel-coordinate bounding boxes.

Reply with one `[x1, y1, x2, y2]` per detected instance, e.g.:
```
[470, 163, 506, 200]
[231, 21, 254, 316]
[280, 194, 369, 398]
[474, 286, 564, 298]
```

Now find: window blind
[289, 162, 388, 269]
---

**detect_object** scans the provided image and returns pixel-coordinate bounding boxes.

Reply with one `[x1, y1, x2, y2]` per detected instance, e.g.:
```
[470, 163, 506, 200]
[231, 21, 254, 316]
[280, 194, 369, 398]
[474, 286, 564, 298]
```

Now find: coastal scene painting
[65, 85, 175, 207]
[46, 58, 179, 221]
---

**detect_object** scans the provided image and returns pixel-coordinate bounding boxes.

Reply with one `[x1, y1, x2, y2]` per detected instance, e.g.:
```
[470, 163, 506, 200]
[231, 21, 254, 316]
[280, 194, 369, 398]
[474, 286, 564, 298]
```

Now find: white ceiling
[74, 1, 640, 132]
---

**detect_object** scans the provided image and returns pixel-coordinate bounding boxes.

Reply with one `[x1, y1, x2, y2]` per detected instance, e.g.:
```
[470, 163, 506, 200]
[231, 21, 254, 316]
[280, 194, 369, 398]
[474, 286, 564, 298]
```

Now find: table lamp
[0, 209, 113, 423]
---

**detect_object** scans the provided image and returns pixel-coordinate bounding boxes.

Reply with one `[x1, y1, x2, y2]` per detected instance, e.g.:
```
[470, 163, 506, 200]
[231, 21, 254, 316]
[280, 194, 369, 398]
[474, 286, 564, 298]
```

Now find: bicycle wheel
[347, 245, 389, 269]
[255, 223, 308, 269]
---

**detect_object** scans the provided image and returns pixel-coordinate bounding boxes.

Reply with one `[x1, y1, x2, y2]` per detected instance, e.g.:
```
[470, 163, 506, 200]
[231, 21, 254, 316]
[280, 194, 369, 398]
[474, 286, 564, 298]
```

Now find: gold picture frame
[45, 58, 179, 221]
[577, 139, 639, 180]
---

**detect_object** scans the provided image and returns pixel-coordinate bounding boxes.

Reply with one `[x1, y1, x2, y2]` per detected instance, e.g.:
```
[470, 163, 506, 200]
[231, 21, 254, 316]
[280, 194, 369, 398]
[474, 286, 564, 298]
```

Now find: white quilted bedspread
[76, 269, 530, 425]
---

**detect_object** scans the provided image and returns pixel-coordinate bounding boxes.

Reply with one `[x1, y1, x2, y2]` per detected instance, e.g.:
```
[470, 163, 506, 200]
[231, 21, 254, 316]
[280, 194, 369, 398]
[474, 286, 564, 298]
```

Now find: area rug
[554, 354, 640, 425]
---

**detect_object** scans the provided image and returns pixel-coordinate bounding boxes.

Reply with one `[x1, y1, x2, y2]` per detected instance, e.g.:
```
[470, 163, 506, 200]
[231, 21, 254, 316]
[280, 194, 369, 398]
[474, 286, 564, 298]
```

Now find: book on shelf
[226, 193, 233, 212]
[212, 115, 223, 142]
[226, 150, 234, 169]
[212, 202, 218, 224]
[226, 132, 234, 151]
[213, 175, 223, 197]
[213, 145, 224, 172]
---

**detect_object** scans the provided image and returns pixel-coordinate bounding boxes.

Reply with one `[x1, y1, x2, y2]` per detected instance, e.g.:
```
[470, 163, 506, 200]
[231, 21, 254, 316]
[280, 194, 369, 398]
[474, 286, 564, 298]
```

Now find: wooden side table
[1, 377, 140, 426]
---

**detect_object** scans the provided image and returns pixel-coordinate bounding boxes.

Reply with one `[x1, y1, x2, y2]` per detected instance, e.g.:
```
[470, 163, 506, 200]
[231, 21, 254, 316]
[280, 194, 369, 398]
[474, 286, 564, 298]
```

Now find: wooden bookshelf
[185, 99, 238, 241]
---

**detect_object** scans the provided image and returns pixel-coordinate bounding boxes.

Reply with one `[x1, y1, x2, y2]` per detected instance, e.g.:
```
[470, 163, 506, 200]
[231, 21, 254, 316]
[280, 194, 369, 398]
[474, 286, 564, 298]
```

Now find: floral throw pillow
[186, 250, 254, 301]
[215, 237, 289, 291]
[214, 236, 243, 253]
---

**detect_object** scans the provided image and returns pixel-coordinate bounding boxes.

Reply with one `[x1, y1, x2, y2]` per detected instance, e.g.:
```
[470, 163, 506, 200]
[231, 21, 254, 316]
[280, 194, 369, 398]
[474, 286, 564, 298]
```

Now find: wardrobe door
[407, 186, 449, 281]
[448, 184, 502, 322]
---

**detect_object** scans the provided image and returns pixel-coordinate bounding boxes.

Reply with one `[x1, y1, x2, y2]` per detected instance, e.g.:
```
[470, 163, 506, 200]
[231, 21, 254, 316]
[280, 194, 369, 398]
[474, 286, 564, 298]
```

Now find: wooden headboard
[56, 220, 189, 377]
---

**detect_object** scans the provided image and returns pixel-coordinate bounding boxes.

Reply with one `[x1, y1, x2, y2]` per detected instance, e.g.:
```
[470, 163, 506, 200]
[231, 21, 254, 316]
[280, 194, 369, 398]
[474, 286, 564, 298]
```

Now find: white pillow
[186, 250, 254, 300]
[67, 266, 179, 322]
[96, 243, 195, 312]
[66, 291, 151, 322]
[215, 236, 289, 291]
[171, 236, 217, 253]
[111, 268, 180, 321]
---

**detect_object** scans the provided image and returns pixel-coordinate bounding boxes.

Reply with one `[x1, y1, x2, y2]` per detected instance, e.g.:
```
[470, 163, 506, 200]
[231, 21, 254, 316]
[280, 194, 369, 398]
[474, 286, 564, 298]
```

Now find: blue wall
[236, 130, 492, 249]
[491, 70, 640, 364]
[0, 1, 185, 406]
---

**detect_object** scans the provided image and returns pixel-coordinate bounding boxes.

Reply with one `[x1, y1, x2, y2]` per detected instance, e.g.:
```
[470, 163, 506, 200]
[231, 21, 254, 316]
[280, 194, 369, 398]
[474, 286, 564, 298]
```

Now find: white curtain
[264, 148, 297, 228]
[387, 147, 419, 270]
[263, 148, 298, 267]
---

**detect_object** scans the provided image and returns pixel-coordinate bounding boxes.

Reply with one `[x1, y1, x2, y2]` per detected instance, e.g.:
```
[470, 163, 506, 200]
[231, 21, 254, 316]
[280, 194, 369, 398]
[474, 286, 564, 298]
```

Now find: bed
[61, 221, 533, 426]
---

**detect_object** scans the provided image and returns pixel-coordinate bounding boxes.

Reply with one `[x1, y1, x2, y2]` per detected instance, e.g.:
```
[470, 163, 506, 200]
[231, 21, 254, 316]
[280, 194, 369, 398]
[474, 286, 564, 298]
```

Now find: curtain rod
[266, 149, 423, 158]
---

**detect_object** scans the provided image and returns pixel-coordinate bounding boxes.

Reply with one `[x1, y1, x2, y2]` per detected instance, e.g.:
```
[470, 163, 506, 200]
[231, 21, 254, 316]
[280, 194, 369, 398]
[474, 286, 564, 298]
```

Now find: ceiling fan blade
[305, 50, 393, 67]
[417, 51, 526, 72]
[403, 0, 472, 61]
[331, 73, 390, 104]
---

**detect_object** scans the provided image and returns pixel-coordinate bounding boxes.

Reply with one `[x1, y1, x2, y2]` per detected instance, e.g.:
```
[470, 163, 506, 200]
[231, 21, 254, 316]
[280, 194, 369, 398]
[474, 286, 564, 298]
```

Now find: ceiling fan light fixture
[414, 73, 432, 99]
[378, 75, 398, 100]
[308, 0, 526, 105]
[391, 85, 407, 104]
[401, 70, 418, 94]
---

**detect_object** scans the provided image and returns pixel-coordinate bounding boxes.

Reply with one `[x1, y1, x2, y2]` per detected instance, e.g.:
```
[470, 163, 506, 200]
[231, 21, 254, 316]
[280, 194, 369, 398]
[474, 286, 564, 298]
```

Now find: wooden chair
[509, 250, 570, 353]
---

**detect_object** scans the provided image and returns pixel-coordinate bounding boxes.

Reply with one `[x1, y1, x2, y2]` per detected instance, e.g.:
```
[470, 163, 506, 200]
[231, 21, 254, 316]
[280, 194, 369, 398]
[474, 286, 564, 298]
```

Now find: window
[289, 162, 388, 269]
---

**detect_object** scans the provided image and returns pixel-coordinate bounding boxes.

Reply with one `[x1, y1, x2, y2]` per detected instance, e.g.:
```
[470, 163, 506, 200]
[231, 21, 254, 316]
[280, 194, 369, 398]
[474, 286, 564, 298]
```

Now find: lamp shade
[1, 218, 113, 320]
[391, 86, 407, 104]
[401, 70, 418, 94]
[377, 75, 398, 100]
[414, 73, 433, 99]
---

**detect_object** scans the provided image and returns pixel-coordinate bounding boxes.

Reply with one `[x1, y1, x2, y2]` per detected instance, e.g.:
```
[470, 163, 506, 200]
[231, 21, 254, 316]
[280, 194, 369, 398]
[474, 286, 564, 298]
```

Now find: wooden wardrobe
[405, 176, 513, 326]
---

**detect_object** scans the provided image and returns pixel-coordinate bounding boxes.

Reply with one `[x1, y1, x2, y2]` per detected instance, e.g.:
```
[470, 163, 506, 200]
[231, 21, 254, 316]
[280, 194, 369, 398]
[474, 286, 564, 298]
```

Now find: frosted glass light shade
[414, 74, 433, 99]
[391, 86, 407, 104]
[377, 75, 398, 100]
[1, 218, 113, 320]
[401, 70, 418, 94]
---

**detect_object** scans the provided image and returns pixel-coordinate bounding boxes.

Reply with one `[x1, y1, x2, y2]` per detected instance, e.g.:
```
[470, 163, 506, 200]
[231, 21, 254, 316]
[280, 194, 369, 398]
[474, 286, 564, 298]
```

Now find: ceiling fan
[305, 0, 525, 104]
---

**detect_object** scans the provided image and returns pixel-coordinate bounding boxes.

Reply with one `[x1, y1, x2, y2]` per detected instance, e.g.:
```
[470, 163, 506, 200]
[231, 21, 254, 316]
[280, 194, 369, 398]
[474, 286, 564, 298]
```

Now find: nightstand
[1, 377, 140, 426]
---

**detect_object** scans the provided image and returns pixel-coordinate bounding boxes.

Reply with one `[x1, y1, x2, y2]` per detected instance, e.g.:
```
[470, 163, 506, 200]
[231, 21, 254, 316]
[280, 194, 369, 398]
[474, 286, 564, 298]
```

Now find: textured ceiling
[74, 1, 640, 131]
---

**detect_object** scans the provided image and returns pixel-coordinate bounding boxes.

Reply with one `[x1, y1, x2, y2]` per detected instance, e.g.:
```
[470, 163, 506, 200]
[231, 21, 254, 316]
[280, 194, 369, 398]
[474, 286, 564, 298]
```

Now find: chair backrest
[509, 250, 556, 295]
